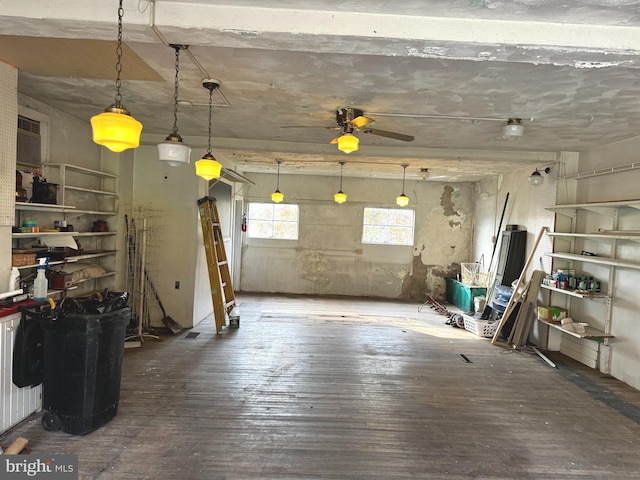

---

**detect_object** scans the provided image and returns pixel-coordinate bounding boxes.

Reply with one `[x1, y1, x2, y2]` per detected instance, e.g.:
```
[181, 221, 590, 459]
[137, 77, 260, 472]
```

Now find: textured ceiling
[2, 0, 640, 181]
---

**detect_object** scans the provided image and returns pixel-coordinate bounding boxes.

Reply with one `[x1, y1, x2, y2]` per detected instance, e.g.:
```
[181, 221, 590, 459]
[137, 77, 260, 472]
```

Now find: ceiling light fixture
[158, 45, 191, 166]
[396, 164, 409, 207]
[90, 0, 142, 152]
[334, 161, 347, 204]
[528, 167, 551, 186]
[419, 168, 430, 180]
[195, 79, 223, 181]
[503, 118, 524, 140]
[337, 132, 359, 154]
[271, 160, 284, 203]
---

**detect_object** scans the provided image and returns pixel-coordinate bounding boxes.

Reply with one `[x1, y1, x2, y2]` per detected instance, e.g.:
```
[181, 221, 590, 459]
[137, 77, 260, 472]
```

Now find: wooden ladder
[197, 196, 236, 333]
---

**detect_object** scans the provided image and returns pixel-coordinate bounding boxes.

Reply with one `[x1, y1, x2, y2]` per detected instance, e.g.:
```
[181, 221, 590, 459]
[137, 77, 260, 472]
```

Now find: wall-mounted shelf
[12, 231, 116, 239]
[14, 251, 117, 270]
[542, 198, 640, 372]
[546, 252, 640, 270]
[540, 284, 609, 300]
[537, 318, 613, 340]
[13, 164, 119, 298]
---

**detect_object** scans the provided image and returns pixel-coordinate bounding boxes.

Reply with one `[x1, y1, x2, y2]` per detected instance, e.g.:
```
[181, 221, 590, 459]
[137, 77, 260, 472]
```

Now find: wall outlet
[175, 281, 180, 289]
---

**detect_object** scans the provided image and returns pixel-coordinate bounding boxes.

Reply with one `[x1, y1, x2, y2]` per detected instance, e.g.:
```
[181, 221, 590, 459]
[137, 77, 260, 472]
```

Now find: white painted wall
[130, 144, 214, 328]
[239, 172, 474, 300]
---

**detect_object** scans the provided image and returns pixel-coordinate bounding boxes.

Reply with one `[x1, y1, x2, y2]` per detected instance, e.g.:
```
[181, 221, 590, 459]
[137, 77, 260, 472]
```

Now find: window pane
[248, 203, 273, 221]
[250, 220, 273, 238]
[362, 207, 415, 245]
[276, 221, 298, 239]
[247, 202, 299, 240]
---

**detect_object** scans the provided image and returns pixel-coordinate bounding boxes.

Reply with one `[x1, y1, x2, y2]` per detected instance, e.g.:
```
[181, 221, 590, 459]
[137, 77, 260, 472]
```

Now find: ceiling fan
[329, 107, 414, 153]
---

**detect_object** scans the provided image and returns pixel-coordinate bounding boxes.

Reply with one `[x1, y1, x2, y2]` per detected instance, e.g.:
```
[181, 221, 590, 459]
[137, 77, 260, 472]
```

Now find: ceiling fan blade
[362, 128, 414, 142]
[279, 125, 338, 129]
[351, 115, 374, 128]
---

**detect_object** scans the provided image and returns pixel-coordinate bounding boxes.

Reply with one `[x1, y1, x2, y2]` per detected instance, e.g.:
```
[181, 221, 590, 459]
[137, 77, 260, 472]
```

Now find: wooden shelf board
[14, 251, 117, 270]
[13, 232, 116, 239]
[538, 318, 613, 339]
[44, 163, 117, 178]
[64, 185, 117, 196]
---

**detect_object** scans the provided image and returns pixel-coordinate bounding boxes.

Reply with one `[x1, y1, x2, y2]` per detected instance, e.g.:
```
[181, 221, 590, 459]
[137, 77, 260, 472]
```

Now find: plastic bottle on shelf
[8, 267, 20, 291]
[33, 258, 48, 301]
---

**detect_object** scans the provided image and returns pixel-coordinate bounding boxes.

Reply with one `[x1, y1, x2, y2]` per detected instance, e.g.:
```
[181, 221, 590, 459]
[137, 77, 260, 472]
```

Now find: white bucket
[474, 296, 487, 314]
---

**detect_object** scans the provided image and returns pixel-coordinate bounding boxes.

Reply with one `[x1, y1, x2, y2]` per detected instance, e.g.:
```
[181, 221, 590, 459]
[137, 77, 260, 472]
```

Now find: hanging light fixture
[337, 131, 359, 154]
[502, 118, 524, 140]
[271, 160, 284, 203]
[158, 45, 191, 166]
[334, 161, 347, 203]
[396, 164, 409, 207]
[195, 79, 223, 181]
[528, 167, 550, 186]
[90, 0, 142, 152]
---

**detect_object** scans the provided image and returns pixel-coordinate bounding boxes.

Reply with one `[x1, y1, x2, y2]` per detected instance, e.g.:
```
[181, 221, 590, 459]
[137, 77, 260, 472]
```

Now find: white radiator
[1, 311, 42, 434]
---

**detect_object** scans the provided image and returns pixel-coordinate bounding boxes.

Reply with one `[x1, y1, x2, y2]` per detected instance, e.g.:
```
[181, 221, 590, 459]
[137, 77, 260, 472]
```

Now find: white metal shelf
[547, 199, 640, 217]
[538, 318, 613, 339]
[546, 252, 640, 270]
[540, 284, 609, 300]
[547, 232, 640, 242]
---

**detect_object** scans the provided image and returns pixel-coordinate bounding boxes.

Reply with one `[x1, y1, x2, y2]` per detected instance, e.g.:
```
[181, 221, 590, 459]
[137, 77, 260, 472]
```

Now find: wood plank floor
[3, 293, 640, 479]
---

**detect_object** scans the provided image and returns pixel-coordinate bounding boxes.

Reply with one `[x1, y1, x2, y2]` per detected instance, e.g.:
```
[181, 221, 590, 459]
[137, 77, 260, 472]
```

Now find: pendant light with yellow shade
[195, 80, 223, 181]
[90, 0, 143, 152]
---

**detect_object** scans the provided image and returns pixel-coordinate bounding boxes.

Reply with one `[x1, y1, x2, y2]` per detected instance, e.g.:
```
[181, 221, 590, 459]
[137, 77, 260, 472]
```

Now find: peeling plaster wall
[240, 173, 473, 301]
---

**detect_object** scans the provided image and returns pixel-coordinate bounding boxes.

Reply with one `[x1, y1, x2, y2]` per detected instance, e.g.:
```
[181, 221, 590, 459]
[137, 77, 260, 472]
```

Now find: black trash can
[40, 298, 130, 435]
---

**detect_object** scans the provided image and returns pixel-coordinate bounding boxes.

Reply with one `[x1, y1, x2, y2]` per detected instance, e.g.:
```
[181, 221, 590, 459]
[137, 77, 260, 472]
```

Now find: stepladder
[197, 196, 236, 333]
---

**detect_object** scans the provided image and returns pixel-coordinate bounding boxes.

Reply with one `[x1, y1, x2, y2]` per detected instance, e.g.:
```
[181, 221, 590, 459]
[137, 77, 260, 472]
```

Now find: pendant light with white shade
[396, 164, 409, 207]
[195, 79, 223, 181]
[158, 45, 191, 166]
[90, 0, 142, 152]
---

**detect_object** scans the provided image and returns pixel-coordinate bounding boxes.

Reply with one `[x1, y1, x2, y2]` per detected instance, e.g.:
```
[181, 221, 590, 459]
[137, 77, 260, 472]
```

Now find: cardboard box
[537, 306, 568, 322]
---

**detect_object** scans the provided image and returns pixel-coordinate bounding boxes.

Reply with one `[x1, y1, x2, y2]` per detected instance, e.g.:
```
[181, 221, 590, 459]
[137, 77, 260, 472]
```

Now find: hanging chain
[114, 0, 124, 106]
[276, 161, 281, 190]
[207, 87, 213, 154]
[401, 164, 407, 194]
[172, 46, 180, 134]
[339, 162, 344, 191]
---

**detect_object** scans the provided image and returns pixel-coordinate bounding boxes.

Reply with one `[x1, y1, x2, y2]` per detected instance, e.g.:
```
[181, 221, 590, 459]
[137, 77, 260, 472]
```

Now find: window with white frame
[362, 207, 415, 245]
[246, 202, 299, 240]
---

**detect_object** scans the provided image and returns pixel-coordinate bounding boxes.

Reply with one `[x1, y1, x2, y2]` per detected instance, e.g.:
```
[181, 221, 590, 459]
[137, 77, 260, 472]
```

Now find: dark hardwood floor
[3, 293, 640, 479]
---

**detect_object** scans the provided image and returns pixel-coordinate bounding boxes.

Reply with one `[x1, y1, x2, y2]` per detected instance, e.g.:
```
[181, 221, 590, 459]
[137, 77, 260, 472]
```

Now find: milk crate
[463, 316, 499, 338]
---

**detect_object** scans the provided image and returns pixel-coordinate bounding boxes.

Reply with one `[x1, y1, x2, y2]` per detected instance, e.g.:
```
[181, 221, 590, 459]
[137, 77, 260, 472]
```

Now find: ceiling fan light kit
[195, 79, 222, 180]
[158, 45, 191, 166]
[503, 118, 524, 140]
[338, 133, 359, 153]
[91, 0, 142, 152]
